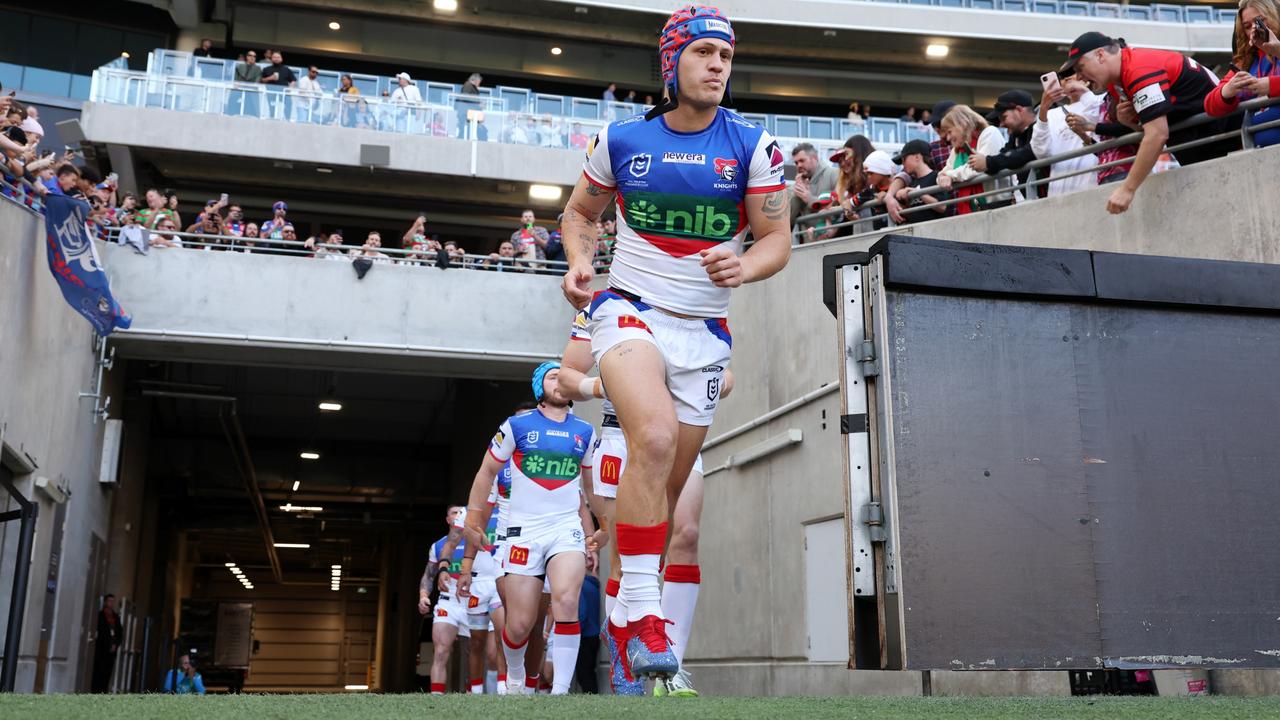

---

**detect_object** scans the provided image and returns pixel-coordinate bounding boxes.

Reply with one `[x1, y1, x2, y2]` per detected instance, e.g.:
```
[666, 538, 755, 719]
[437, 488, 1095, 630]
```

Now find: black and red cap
[1059, 32, 1122, 74]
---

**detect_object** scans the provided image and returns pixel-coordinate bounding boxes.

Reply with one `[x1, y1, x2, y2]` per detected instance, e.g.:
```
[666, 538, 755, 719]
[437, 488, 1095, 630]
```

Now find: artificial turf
[3, 694, 1280, 720]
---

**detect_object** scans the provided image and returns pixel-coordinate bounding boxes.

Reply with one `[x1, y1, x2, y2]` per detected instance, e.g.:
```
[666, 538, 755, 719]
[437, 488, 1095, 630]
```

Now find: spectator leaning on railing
[1031, 74, 1103, 196]
[789, 142, 838, 235]
[936, 104, 1017, 213]
[1205, 0, 1280, 148]
[971, 90, 1036, 203]
[511, 209, 550, 266]
[890, 139, 948, 225]
[1061, 32, 1238, 215]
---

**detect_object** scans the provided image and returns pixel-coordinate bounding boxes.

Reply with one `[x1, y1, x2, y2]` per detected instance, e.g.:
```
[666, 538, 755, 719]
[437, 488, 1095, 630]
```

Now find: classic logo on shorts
[629, 153, 652, 177]
[714, 158, 739, 181]
[600, 455, 622, 486]
[618, 315, 652, 334]
[514, 450, 581, 490]
[508, 545, 530, 566]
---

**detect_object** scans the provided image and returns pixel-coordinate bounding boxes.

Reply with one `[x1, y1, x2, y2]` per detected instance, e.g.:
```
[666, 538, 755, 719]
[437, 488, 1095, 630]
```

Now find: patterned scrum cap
[646, 5, 735, 120]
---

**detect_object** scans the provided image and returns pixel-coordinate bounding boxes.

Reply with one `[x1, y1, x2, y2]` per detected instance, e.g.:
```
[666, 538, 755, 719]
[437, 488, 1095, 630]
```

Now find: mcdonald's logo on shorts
[600, 455, 622, 486]
[617, 315, 651, 334]
[468, 595, 480, 609]
[436, 608, 448, 618]
[509, 545, 530, 566]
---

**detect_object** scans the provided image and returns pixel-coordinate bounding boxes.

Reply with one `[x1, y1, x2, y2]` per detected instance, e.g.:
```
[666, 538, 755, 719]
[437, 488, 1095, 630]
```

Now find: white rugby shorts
[586, 288, 731, 427]
[501, 519, 586, 577]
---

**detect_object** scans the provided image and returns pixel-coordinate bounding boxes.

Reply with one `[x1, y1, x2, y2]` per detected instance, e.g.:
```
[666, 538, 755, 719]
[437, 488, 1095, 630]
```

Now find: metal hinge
[856, 339, 879, 378]
[862, 502, 887, 543]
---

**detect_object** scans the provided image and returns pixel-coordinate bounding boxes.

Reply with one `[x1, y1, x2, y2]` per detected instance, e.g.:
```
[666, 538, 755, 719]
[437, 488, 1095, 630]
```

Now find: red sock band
[554, 621, 581, 635]
[502, 628, 528, 650]
[616, 522, 668, 556]
[605, 577, 620, 597]
[664, 563, 701, 584]
[430, 682, 445, 693]
[498, 674, 507, 682]
[525, 675, 539, 688]
[539, 678, 553, 690]
[471, 677, 483, 686]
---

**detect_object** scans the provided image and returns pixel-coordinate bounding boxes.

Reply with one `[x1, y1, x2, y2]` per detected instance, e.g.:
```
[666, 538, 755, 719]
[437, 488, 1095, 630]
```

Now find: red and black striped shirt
[1110, 47, 1217, 125]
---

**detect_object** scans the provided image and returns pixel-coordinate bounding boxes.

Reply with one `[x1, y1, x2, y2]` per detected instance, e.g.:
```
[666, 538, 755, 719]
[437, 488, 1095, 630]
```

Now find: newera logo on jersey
[663, 152, 707, 164]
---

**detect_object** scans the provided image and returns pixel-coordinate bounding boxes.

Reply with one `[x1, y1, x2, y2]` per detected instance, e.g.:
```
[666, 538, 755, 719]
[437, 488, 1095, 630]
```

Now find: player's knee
[505, 616, 532, 642]
[669, 519, 700, 555]
[629, 423, 677, 471]
[550, 591, 578, 620]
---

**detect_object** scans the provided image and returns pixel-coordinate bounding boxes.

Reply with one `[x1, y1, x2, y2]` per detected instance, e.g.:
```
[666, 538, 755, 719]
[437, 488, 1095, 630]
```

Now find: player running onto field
[559, 4, 791, 685]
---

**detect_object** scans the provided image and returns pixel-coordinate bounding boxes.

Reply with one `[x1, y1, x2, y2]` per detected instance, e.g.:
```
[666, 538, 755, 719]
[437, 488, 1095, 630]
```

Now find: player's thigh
[545, 552, 587, 611]
[431, 617, 459, 647]
[599, 341, 678, 451]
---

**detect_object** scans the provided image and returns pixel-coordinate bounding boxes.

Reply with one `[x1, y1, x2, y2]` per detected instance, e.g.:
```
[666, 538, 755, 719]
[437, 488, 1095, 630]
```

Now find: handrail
[794, 94, 1280, 240]
[99, 226, 613, 273]
[0, 174, 46, 214]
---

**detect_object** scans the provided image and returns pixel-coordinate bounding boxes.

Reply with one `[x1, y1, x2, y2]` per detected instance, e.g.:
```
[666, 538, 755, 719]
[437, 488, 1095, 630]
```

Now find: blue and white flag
[43, 194, 132, 336]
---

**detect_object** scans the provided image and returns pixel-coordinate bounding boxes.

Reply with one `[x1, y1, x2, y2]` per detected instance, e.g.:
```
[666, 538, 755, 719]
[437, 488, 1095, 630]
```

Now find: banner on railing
[43, 194, 132, 336]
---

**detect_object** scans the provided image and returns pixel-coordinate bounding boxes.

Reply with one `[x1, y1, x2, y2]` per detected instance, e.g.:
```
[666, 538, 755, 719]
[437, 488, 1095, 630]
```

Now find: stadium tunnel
[107, 356, 531, 692]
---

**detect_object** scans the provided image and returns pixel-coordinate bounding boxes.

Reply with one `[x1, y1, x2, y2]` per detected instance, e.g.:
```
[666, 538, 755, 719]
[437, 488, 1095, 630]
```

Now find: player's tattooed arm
[584, 182, 608, 197]
[761, 189, 788, 221]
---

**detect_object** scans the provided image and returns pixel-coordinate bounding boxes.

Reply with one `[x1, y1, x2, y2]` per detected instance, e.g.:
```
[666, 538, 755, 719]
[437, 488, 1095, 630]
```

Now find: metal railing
[100, 226, 613, 274]
[860, 0, 1236, 24]
[0, 173, 46, 214]
[793, 94, 1280, 243]
[89, 68, 609, 149]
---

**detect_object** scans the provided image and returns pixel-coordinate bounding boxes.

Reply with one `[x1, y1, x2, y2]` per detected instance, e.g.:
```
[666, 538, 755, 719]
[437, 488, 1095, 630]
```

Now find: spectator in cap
[860, 150, 898, 231]
[1061, 31, 1236, 214]
[889, 139, 947, 225]
[789, 142, 838, 231]
[885, 103, 956, 223]
[1205, 0, 1280, 148]
[392, 72, 423, 104]
[1031, 74, 1103, 197]
[829, 135, 874, 216]
[936, 104, 1018, 213]
[968, 89, 1037, 197]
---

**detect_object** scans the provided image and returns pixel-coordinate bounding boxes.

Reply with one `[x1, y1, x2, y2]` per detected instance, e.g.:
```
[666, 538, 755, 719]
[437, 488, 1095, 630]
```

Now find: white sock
[496, 674, 508, 695]
[661, 565, 701, 667]
[551, 622, 582, 694]
[604, 594, 617, 620]
[469, 680, 483, 694]
[502, 630, 528, 691]
[620, 553, 663, 622]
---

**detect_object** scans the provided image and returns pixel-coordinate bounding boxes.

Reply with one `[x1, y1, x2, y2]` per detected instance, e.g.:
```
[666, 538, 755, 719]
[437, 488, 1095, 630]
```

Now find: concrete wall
[79, 104, 583, 189]
[692, 143, 1280, 692]
[0, 199, 116, 692]
[98, 243, 569, 379]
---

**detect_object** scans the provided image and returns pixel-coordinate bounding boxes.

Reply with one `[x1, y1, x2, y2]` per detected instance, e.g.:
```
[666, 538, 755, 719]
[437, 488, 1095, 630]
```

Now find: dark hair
[79, 166, 102, 185]
[56, 163, 80, 177]
[104, 593, 115, 600]
[514, 400, 539, 412]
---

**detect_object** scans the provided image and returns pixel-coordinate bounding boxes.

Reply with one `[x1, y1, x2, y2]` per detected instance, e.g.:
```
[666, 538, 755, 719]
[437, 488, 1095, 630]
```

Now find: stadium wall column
[0, 200, 118, 692]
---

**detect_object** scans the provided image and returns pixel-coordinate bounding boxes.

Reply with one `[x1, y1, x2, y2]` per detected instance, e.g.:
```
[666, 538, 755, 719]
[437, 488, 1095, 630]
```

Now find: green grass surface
[3, 694, 1279, 720]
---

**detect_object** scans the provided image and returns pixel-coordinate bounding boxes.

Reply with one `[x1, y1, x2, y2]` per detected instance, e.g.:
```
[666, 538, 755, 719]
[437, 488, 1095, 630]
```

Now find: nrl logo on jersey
[663, 152, 706, 165]
[630, 153, 652, 177]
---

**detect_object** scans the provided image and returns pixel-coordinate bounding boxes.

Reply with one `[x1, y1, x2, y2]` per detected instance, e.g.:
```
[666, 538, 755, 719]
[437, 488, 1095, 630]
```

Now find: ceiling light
[318, 401, 342, 412]
[274, 543, 311, 549]
[332, 564, 342, 569]
[231, 569, 244, 575]
[434, 0, 458, 11]
[328, 21, 341, 30]
[121, 52, 130, 59]
[300, 451, 320, 460]
[926, 44, 950, 58]
[357, 587, 367, 594]
[332, 570, 342, 577]
[280, 504, 324, 513]
[292, 480, 300, 492]
[550, 46, 563, 56]
[225, 562, 236, 567]
[823, 30, 837, 37]
[529, 184, 562, 201]
[345, 684, 368, 691]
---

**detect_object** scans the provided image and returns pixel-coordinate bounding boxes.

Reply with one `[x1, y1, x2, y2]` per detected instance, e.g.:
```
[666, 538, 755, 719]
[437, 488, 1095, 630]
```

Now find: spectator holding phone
[1031, 73, 1103, 196]
[510, 209, 550, 266]
[1205, 0, 1280, 147]
[162, 654, 206, 694]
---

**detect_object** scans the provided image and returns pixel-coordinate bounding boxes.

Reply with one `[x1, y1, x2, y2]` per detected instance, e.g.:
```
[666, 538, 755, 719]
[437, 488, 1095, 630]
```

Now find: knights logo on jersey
[630, 153, 652, 178]
[714, 158, 739, 182]
[574, 434, 586, 454]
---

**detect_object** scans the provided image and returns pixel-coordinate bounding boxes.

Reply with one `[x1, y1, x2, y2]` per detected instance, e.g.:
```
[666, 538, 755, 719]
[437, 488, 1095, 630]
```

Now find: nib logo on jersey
[623, 191, 744, 258]
[513, 450, 581, 490]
